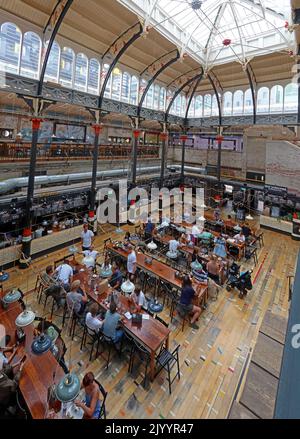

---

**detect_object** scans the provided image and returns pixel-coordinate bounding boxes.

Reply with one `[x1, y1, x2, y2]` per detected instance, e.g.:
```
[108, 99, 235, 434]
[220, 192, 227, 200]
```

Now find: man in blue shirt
[102, 301, 123, 343]
[109, 264, 123, 289]
[144, 217, 155, 239]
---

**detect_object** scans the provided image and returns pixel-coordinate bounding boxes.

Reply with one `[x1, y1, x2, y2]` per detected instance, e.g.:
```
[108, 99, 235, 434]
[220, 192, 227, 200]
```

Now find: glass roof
[120, 0, 293, 69]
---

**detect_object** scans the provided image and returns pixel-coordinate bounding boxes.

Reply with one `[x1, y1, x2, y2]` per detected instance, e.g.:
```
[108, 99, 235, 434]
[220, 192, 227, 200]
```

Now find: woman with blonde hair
[206, 254, 221, 284]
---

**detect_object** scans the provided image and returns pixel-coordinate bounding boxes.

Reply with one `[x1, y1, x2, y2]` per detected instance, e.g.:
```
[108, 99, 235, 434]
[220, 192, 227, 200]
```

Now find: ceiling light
[55, 373, 81, 403]
[15, 310, 36, 327]
[191, 0, 203, 10]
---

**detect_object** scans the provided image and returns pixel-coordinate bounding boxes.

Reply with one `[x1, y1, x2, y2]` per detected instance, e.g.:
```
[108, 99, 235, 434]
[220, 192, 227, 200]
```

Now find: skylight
[119, 0, 294, 69]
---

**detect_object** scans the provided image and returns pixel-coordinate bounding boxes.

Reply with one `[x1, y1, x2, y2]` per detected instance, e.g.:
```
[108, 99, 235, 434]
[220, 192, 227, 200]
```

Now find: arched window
[195, 95, 203, 117]
[88, 58, 100, 94]
[59, 47, 75, 88]
[211, 94, 219, 116]
[20, 31, 41, 79]
[223, 91, 233, 116]
[166, 89, 174, 111]
[181, 95, 187, 117]
[257, 87, 270, 113]
[175, 94, 181, 116]
[0, 22, 22, 74]
[130, 76, 138, 105]
[188, 97, 195, 118]
[74, 53, 88, 91]
[203, 94, 212, 117]
[102, 63, 111, 98]
[146, 84, 154, 108]
[244, 89, 253, 114]
[159, 87, 166, 111]
[121, 71, 130, 102]
[111, 67, 122, 100]
[232, 90, 244, 115]
[154, 84, 160, 110]
[270, 85, 283, 113]
[45, 41, 60, 83]
[284, 83, 298, 113]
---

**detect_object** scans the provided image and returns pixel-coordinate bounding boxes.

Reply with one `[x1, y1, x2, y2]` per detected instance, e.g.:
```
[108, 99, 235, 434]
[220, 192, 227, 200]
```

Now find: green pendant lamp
[3, 289, 22, 305]
[55, 373, 81, 403]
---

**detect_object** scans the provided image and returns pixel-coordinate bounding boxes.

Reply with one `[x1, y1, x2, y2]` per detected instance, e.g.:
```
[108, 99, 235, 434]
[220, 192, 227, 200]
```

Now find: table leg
[150, 350, 155, 382]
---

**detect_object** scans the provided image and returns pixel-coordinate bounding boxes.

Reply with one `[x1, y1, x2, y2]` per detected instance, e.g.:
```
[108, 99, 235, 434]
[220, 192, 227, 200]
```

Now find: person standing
[127, 245, 137, 280]
[81, 224, 94, 251]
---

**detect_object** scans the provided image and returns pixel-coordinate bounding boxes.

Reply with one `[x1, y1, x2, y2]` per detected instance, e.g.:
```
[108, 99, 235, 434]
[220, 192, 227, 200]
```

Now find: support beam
[99, 22, 143, 109]
[39, 0, 73, 95]
[159, 125, 168, 187]
[245, 63, 257, 125]
[131, 118, 140, 187]
[89, 110, 102, 233]
[138, 50, 180, 117]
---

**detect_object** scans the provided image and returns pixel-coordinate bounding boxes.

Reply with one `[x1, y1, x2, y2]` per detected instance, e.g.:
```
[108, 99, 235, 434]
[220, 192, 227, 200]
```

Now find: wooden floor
[2, 223, 299, 419]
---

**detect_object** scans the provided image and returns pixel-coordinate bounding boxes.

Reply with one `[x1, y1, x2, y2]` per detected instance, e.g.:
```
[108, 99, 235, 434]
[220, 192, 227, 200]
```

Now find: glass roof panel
[120, 0, 293, 67]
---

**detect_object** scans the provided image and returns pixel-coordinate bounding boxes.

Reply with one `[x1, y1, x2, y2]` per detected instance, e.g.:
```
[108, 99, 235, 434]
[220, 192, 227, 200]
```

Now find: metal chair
[95, 380, 108, 419]
[155, 344, 181, 394]
[80, 325, 103, 361]
[96, 333, 123, 369]
[128, 339, 151, 388]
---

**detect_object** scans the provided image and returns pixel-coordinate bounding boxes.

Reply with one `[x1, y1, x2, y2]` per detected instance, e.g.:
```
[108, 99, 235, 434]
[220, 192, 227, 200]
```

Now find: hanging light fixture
[31, 332, 53, 355]
[121, 279, 135, 294]
[3, 289, 21, 305]
[0, 271, 9, 282]
[147, 241, 157, 251]
[55, 373, 81, 403]
[15, 309, 36, 327]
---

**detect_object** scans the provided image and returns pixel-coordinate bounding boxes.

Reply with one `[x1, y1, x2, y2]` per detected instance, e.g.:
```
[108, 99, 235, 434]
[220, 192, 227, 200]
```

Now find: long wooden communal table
[105, 243, 209, 308]
[71, 262, 170, 382]
[0, 302, 64, 419]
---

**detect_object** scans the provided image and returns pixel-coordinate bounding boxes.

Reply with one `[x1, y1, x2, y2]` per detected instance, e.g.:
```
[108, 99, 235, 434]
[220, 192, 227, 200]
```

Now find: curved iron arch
[137, 49, 180, 118]
[38, 0, 74, 96]
[98, 22, 143, 109]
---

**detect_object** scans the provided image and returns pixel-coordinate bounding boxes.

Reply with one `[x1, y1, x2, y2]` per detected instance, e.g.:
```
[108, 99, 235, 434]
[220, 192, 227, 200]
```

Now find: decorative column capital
[31, 118, 43, 131]
[133, 129, 141, 139]
[160, 132, 168, 141]
[92, 124, 103, 136]
[180, 134, 188, 142]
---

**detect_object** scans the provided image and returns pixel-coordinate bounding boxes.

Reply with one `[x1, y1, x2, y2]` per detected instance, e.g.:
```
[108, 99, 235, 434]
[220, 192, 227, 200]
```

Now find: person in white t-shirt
[55, 258, 73, 290]
[127, 245, 137, 280]
[85, 303, 104, 333]
[81, 224, 94, 251]
[130, 287, 147, 312]
[234, 231, 245, 244]
[81, 245, 99, 269]
[169, 238, 181, 253]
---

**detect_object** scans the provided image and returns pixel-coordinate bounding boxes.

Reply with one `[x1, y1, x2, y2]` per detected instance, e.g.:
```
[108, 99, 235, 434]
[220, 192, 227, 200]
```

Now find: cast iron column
[180, 133, 188, 183]
[20, 118, 42, 268]
[131, 128, 140, 187]
[216, 133, 224, 185]
[89, 123, 102, 232]
[160, 131, 168, 187]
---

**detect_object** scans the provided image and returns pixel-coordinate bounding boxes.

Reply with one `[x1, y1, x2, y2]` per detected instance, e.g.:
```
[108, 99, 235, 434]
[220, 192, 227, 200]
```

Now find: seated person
[109, 264, 123, 289]
[179, 276, 201, 330]
[130, 287, 147, 312]
[66, 280, 88, 316]
[167, 237, 181, 258]
[41, 266, 66, 307]
[198, 230, 214, 246]
[102, 301, 123, 344]
[0, 348, 26, 416]
[213, 236, 227, 259]
[85, 303, 104, 333]
[55, 258, 73, 291]
[179, 233, 190, 246]
[242, 222, 252, 239]
[75, 372, 101, 419]
[144, 217, 155, 239]
[206, 255, 221, 284]
[191, 248, 203, 267]
[0, 342, 18, 369]
[124, 232, 131, 246]
[234, 231, 245, 244]
[224, 215, 235, 229]
[81, 245, 99, 269]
